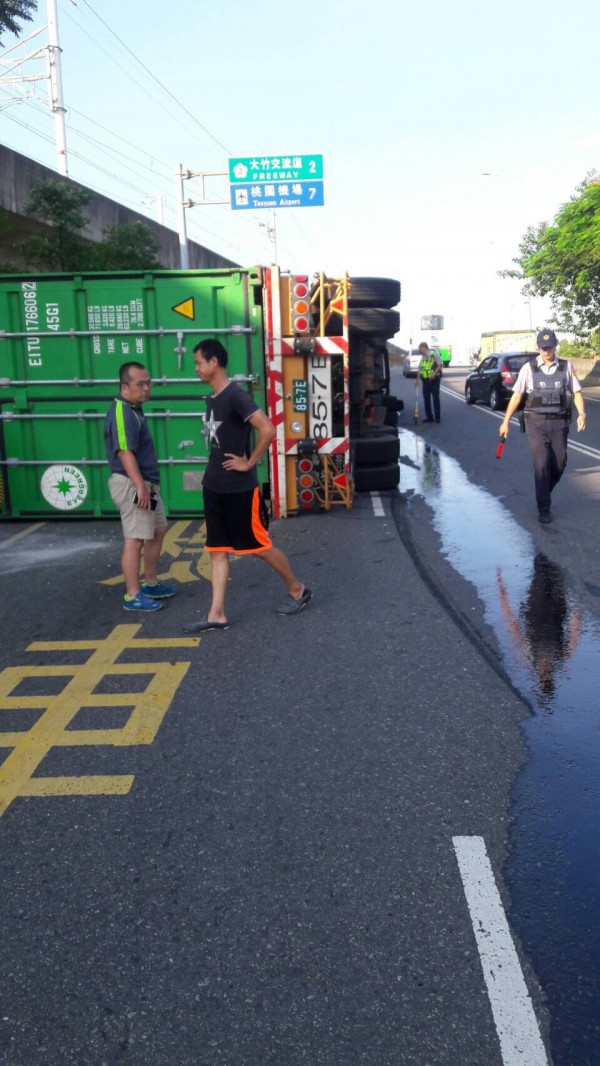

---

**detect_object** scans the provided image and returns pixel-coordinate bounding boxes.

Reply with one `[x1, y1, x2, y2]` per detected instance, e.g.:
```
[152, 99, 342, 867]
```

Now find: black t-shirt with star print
[202, 381, 260, 493]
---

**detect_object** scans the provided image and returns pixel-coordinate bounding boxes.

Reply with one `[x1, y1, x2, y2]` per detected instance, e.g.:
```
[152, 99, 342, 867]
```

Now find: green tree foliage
[22, 180, 96, 271]
[20, 180, 163, 272]
[0, 207, 17, 272]
[0, 0, 38, 45]
[93, 221, 162, 271]
[502, 173, 600, 335]
[555, 331, 600, 360]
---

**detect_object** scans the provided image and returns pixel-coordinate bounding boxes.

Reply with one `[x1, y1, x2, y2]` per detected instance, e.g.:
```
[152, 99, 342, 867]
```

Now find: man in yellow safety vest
[417, 342, 442, 423]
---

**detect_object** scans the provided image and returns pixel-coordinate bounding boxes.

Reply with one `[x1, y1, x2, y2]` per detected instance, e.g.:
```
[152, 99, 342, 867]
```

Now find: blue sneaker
[123, 592, 163, 612]
[140, 581, 177, 599]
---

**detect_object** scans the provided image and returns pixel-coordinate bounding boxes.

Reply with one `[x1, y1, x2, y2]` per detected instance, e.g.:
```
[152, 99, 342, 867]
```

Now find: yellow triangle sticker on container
[172, 297, 195, 320]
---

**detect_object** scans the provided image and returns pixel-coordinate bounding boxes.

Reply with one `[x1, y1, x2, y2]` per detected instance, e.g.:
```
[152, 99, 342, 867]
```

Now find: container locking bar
[0, 325, 255, 341]
[0, 457, 208, 467]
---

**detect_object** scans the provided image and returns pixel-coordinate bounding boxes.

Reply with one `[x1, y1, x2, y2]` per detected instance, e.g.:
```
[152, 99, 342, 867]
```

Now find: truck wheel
[348, 277, 401, 308]
[362, 425, 398, 436]
[353, 461, 400, 492]
[352, 435, 400, 465]
[327, 308, 400, 338]
[349, 308, 400, 338]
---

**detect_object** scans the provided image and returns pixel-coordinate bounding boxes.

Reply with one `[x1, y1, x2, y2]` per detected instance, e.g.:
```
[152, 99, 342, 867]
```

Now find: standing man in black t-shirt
[184, 339, 312, 633]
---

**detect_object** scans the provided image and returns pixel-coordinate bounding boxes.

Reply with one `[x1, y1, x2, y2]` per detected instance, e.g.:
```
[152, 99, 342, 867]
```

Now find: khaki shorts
[108, 473, 167, 540]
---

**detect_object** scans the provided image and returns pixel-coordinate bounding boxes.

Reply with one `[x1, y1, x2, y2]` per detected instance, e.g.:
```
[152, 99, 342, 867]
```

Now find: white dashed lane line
[370, 492, 385, 516]
[453, 836, 549, 1066]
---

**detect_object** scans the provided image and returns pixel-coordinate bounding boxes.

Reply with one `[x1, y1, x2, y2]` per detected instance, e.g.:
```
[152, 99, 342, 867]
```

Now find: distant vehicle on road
[436, 345, 452, 367]
[479, 330, 537, 359]
[464, 352, 536, 410]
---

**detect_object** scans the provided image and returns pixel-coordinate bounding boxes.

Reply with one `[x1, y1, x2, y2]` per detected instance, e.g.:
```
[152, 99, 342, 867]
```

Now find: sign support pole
[175, 164, 189, 270]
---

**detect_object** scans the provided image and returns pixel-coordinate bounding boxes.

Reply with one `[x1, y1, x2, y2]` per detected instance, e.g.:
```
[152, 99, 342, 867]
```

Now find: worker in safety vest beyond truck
[417, 342, 442, 423]
[499, 329, 586, 525]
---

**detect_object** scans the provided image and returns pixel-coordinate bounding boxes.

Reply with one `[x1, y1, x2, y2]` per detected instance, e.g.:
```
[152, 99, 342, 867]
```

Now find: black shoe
[422, 418, 434, 423]
[434, 418, 441, 423]
[276, 587, 312, 615]
[538, 510, 552, 525]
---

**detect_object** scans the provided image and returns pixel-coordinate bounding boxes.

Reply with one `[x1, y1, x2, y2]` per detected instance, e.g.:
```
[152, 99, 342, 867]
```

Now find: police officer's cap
[536, 328, 558, 349]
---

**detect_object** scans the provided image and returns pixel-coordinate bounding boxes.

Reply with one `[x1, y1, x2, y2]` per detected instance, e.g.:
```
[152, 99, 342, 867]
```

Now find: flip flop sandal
[183, 618, 231, 633]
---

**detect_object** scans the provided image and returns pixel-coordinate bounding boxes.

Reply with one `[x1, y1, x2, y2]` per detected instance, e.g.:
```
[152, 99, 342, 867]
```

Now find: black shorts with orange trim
[203, 486, 272, 554]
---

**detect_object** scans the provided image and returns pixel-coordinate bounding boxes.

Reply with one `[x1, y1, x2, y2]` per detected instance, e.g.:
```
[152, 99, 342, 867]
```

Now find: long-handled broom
[413, 380, 420, 424]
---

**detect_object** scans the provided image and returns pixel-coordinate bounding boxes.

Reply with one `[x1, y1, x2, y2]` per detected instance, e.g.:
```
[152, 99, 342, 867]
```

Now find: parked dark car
[464, 351, 537, 410]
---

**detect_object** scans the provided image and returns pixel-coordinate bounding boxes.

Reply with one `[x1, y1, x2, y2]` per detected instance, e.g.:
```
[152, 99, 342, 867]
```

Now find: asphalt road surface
[3, 367, 599, 1065]
[394, 365, 600, 614]
[393, 364, 600, 1065]
[0, 484, 549, 1065]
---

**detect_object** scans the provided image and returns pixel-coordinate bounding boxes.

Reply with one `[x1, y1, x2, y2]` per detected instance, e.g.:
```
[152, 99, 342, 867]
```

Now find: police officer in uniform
[499, 329, 586, 523]
[417, 342, 443, 423]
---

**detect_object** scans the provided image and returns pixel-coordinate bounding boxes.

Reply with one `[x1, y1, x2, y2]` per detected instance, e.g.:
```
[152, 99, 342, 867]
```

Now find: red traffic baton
[496, 433, 506, 459]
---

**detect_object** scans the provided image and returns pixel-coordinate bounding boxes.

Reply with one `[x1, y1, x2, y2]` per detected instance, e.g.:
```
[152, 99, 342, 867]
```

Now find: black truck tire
[349, 308, 400, 338]
[327, 308, 400, 339]
[353, 461, 400, 492]
[348, 277, 401, 308]
[352, 435, 400, 466]
[361, 425, 399, 438]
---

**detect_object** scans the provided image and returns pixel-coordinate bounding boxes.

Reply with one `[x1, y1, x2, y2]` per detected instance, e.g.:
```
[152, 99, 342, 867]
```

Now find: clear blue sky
[2, 0, 599, 356]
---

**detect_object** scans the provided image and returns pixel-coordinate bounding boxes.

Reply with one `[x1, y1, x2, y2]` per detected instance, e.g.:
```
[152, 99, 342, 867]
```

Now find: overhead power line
[3, 3, 303, 266]
[76, 0, 231, 156]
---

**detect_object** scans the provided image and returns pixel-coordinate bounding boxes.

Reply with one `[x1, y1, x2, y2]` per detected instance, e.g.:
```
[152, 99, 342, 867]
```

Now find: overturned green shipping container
[0, 269, 267, 519]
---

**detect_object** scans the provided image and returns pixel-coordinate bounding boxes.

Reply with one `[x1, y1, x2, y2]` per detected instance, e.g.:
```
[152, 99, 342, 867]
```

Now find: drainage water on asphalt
[397, 429, 600, 1066]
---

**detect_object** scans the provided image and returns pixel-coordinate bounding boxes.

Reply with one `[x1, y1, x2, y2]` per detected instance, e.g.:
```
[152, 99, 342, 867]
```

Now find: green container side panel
[0, 269, 269, 518]
[0, 269, 265, 390]
[0, 395, 268, 520]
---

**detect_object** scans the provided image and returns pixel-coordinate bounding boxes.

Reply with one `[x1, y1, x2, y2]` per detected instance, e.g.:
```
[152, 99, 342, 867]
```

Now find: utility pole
[0, 0, 73, 175]
[175, 165, 228, 269]
[175, 164, 190, 270]
[46, 0, 68, 174]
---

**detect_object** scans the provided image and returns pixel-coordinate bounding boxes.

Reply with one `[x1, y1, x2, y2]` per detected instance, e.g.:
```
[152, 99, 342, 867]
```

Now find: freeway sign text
[229, 154, 323, 183]
[230, 180, 325, 211]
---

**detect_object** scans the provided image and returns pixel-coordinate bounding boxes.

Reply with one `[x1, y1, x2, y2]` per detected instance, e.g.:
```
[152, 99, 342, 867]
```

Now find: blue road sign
[230, 179, 325, 211]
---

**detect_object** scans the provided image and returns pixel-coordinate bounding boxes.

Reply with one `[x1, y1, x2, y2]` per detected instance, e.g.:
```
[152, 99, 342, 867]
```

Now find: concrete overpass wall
[0, 146, 238, 271]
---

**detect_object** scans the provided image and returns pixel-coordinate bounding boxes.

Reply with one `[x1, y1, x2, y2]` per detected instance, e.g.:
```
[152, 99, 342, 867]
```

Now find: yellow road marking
[0, 624, 200, 818]
[22, 776, 134, 796]
[0, 522, 46, 549]
[101, 520, 213, 586]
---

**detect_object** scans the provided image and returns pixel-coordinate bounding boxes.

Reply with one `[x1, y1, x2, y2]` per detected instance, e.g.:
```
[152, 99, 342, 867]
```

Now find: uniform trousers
[422, 377, 441, 421]
[525, 415, 569, 512]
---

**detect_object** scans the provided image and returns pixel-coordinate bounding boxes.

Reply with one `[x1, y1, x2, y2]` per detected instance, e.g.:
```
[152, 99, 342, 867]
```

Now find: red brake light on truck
[291, 276, 311, 334]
